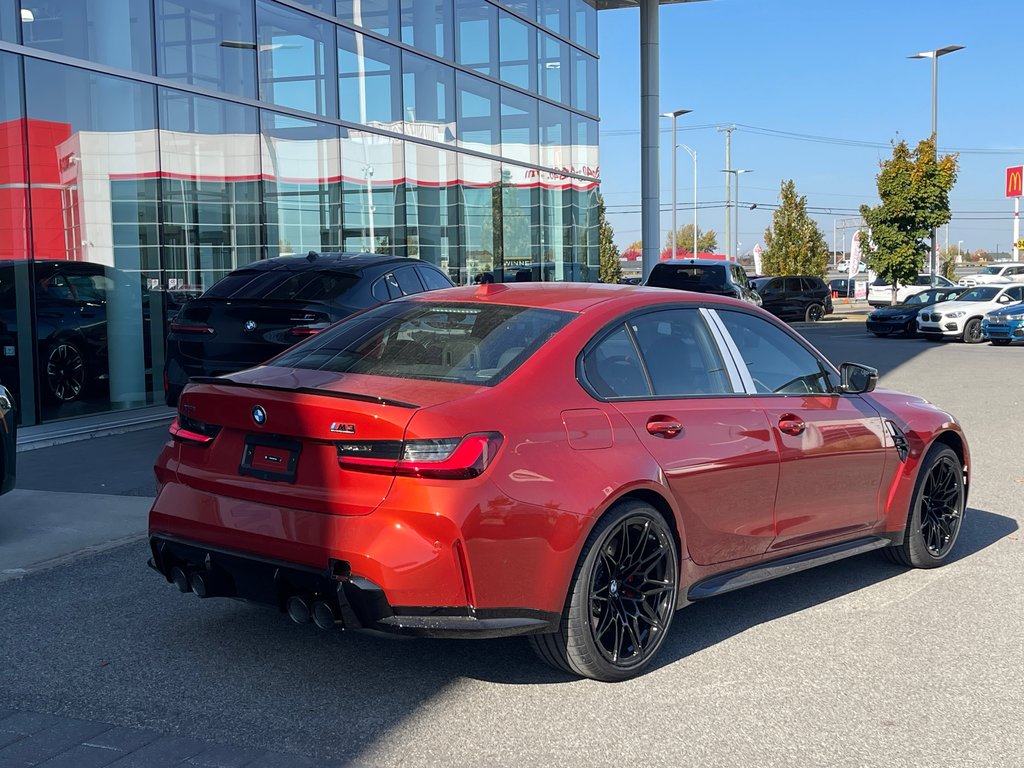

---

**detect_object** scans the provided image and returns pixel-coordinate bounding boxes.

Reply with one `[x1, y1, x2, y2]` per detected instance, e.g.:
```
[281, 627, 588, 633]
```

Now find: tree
[663, 225, 718, 256]
[762, 180, 829, 277]
[859, 137, 959, 303]
[597, 192, 621, 284]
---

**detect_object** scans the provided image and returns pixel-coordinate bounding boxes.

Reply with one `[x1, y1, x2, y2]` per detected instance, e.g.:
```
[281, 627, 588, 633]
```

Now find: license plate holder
[239, 434, 302, 484]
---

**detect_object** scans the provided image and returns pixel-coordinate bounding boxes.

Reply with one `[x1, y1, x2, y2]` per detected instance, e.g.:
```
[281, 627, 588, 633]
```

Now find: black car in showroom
[163, 252, 455, 406]
[866, 286, 966, 338]
[751, 276, 833, 322]
[0, 383, 15, 496]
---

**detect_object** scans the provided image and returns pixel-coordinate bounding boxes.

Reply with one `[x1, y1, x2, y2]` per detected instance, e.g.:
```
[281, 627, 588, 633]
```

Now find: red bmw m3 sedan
[149, 283, 969, 681]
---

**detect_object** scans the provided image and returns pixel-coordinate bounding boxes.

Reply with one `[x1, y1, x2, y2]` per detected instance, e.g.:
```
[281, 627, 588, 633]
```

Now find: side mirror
[838, 362, 878, 394]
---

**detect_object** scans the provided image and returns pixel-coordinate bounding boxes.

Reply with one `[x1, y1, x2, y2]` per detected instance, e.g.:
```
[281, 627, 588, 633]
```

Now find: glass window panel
[256, 0, 337, 118]
[501, 164, 540, 276]
[400, 0, 452, 59]
[500, 88, 538, 166]
[540, 179, 571, 279]
[403, 52, 456, 145]
[1, 0, 17, 42]
[502, 0, 536, 20]
[538, 31, 570, 105]
[21, 0, 154, 74]
[156, 0, 257, 99]
[570, 0, 596, 51]
[338, 28, 401, 128]
[537, 0, 567, 35]
[291, 0, 333, 13]
[159, 89, 261, 296]
[571, 114, 598, 177]
[24, 59, 159, 419]
[262, 111, 341, 258]
[498, 11, 535, 91]
[718, 310, 831, 395]
[336, 0, 394, 38]
[340, 129, 404, 256]
[539, 102, 570, 170]
[455, 0, 498, 78]
[456, 72, 498, 155]
[571, 48, 597, 113]
[459, 155, 501, 283]
[405, 142, 459, 277]
[0, 53, 28, 262]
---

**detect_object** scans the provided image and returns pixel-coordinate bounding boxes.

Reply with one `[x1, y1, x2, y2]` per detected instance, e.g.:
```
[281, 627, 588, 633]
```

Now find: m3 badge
[330, 422, 356, 434]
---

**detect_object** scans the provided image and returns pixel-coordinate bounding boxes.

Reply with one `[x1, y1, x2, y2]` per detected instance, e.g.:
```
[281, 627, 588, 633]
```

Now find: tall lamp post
[722, 169, 752, 261]
[660, 109, 692, 258]
[909, 44, 965, 276]
[678, 144, 698, 256]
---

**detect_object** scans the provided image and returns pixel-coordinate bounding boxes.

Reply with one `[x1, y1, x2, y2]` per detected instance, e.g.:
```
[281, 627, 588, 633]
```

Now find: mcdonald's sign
[1007, 166, 1023, 197]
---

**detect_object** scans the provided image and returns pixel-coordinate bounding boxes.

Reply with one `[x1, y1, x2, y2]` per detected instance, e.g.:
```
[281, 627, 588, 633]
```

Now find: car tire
[884, 444, 965, 569]
[962, 318, 983, 344]
[902, 321, 916, 338]
[528, 499, 679, 682]
[805, 303, 824, 323]
[990, 339, 1011, 347]
[44, 340, 88, 403]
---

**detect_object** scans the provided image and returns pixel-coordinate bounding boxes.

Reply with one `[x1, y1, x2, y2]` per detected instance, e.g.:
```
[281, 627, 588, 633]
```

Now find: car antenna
[306, 250, 318, 262]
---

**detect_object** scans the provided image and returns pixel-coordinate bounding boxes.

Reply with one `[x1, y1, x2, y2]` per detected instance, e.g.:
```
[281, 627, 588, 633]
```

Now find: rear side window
[416, 265, 454, 291]
[785, 278, 802, 292]
[272, 302, 574, 386]
[393, 267, 424, 295]
[647, 264, 727, 291]
[800, 278, 823, 292]
[583, 327, 649, 398]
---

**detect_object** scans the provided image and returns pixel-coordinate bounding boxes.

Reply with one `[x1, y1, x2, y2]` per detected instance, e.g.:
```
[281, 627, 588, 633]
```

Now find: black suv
[645, 259, 761, 305]
[751, 276, 833, 322]
[164, 253, 454, 406]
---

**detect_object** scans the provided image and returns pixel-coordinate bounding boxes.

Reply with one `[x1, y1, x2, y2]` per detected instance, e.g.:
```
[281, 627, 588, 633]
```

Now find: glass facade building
[0, 0, 599, 426]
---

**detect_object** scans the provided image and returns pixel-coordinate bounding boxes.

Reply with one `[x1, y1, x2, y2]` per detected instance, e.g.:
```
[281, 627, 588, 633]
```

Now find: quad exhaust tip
[311, 600, 339, 630]
[189, 572, 209, 598]
[171, 567, 190, 593]
[287, 595, 312, 624]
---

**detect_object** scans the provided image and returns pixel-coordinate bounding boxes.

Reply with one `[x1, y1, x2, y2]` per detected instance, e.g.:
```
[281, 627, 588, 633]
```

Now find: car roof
[654, 259, 735, 268]
[404, 282, 745, 313]
[234, 252, 423, 274]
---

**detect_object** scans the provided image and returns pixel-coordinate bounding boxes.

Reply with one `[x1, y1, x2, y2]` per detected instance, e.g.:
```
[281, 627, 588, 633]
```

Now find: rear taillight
[170, 412, 222, 446]
[170, 321, 215, 335]
[336, 432, 503, 479]
[290, 323, 330, 337]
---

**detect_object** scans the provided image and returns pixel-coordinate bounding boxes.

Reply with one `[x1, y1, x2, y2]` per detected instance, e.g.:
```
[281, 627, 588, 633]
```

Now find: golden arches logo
[1006, 166, 1023, 198]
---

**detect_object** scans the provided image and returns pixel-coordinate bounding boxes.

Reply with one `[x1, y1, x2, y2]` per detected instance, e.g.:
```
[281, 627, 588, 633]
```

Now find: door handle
[778, 414, 806, 436]
[647, 419, 683, 439]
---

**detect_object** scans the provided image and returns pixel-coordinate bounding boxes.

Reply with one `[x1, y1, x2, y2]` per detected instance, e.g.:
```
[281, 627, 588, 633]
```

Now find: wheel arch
[598, 486, 687, 566]
[930, 429, 970, 507]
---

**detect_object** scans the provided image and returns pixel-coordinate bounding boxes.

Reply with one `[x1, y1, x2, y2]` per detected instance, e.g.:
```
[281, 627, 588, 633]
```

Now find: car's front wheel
[529, 500, 679, 682]
[962, 318, 983, 344]
[885, 443, 965, 568]
[45, 340, 88, 403]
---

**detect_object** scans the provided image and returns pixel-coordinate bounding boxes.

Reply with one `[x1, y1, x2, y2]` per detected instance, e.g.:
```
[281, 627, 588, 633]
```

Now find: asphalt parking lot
[1, 318, 1021, 767]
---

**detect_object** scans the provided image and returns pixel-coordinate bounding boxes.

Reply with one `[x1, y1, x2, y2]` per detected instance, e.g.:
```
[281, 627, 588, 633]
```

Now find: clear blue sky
[598, 0, 1024, 256]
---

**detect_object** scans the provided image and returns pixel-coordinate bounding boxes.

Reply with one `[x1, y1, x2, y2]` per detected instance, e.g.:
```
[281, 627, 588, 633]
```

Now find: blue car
[981, 302, 1024, 345]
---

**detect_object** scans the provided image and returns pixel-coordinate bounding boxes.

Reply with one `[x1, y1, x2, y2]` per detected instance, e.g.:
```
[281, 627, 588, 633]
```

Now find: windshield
[958, 287, 1000, 302]
[272, 301, 574, 386]
[905, 291, 935, 305]
[979, 266, 1001, 275]
[647, 263, 727, 290]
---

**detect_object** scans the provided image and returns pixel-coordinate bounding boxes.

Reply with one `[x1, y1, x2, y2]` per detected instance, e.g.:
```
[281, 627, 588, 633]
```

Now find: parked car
[149, 284, 969, 682]
[0, 384, 15, 496]
[750, 275, 833, 322]
[645, 259, 761, 305]
[981, 302, 1024, 345]
[916, 284, 1024, 343]
[958, 263, 1024, 288]
[164, 253, 455, 407]
[866, 287, 966, 338]
[834, 260, 867, 274]
[829, 277, 858, 298]
[868, 274, 956, 307]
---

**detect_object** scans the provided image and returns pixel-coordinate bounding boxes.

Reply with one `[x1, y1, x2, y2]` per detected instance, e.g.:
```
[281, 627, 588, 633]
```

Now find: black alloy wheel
[962, 318, 984, 344]
[46, 341, 87, 403]
[885, 444, 965, 568]
[529, 500, 679, 681]
[805, 303, 824, 323]
[902, 320, 917, 338]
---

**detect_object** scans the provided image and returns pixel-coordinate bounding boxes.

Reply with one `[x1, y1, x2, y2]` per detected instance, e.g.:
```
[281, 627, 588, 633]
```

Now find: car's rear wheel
[990, 339, 1011, 347]
[529, 500, 679, 682]
[45, 340, 88, 403]
[805, 303, 824, 323]
[962, 318, 983, 344]
[885, 444, 965, 569]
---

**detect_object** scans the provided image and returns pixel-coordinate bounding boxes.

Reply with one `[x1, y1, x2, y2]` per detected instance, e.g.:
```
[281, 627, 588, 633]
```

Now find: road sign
[1016, 239, 1024, 250]
[1006, 166, 1023, 197]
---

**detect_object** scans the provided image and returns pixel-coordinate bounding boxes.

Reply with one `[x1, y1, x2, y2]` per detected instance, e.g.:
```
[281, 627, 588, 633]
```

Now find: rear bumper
[149, 534, 558, 638]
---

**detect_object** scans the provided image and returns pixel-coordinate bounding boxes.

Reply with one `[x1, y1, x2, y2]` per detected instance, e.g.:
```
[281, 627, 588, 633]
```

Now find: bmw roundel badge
[244, 320, 257, 332]
[252, 405, 267, 426]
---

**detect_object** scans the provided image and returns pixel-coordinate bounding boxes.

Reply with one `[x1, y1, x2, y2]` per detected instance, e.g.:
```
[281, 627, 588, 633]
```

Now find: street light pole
[721, 169, 752, 262]
[660, 109, 692, 258]
[678, 144, 698, 256]
[909, 44, 964, 277]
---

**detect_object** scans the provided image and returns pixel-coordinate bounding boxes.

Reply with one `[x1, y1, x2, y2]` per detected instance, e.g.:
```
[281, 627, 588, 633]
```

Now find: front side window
[630, 310, 732, 396]
[959, 287, 1000, 302]
[718, 310, 831, 395]
[274, 301, 574, 385]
